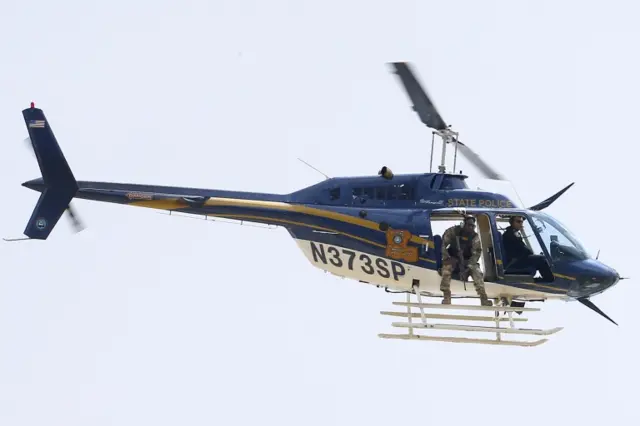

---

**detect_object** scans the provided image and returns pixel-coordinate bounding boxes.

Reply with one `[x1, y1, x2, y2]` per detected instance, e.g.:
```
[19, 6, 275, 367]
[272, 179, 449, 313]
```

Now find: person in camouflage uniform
[440, 215, 493, 306]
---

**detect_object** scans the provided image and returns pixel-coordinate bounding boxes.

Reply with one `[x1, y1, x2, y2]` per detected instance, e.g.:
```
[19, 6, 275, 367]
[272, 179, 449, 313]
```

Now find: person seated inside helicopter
[502, 216, 554, 282]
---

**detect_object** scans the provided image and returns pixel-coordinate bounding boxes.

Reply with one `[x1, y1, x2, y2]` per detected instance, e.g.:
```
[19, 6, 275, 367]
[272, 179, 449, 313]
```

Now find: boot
[477, 289, 493, 306]
[442, 290, 451, 305]
[480, 296, 493, 307]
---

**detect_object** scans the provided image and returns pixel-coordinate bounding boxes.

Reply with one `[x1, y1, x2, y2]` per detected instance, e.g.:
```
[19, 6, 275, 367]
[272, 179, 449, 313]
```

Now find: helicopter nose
[579, 266, 620, 298]
[612, 271, 621, 287]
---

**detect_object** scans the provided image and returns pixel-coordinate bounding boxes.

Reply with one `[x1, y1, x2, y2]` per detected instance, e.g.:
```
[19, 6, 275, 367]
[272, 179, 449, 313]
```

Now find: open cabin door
[428, 211, 499, 283]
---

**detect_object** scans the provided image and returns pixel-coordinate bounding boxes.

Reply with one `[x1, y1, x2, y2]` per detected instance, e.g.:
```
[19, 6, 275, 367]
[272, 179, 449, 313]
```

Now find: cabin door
[476, 213, 499, 282]
[408, 210, 433, 259]
[427, 212, 499, 282]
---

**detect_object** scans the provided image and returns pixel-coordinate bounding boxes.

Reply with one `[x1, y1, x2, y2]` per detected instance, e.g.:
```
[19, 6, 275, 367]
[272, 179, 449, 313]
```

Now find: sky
[1, 0, 639, 425]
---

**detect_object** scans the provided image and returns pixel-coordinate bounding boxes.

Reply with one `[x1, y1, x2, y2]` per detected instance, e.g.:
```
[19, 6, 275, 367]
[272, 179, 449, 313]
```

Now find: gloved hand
[443, 257, 457, 266]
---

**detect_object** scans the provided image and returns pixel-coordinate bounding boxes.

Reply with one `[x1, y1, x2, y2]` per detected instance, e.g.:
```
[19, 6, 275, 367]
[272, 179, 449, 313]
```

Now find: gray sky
[1, 1, 638, 425]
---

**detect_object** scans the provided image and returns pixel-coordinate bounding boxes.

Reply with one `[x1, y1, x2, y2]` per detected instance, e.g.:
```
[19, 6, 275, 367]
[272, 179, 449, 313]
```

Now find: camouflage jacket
[442, 225, 482, 264]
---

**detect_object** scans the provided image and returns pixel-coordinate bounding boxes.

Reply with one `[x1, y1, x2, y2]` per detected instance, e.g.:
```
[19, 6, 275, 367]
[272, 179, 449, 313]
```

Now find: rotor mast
[432, 127, 460, 174]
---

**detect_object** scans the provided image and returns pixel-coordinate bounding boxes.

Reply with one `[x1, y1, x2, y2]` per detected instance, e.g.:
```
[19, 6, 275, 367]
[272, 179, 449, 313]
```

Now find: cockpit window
[529, 212, 590, 261]
[498, 215, 544, 257]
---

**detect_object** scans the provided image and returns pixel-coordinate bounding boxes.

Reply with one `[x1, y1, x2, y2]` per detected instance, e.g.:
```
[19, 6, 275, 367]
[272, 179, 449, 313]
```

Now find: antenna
[297, 158, 330, 180]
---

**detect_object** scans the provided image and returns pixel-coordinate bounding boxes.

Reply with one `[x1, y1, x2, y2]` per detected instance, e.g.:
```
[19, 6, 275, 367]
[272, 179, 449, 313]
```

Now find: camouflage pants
[440, 258, 486, 295]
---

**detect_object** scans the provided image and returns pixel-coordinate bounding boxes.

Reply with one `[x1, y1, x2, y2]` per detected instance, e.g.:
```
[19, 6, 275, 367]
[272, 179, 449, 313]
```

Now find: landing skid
[378, 286, 562, 347]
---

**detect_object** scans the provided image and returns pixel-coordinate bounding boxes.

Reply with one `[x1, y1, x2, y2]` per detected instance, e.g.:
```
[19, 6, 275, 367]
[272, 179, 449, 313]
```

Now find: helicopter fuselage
[22, 169, 620, 303]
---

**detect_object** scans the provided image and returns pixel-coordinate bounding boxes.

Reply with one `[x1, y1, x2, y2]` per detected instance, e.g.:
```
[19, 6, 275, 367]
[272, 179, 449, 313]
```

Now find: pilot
[502, 216, 554, 282]
[440, 215, 493, 306]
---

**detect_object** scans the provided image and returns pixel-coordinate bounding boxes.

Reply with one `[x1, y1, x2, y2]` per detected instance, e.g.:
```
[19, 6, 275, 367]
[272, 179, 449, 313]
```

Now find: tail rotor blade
[66, 204, 85, 233]
[24, 137, 35, 155]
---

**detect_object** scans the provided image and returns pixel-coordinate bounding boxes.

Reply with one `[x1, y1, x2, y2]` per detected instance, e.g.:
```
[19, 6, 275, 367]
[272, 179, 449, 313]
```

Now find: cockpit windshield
[528, 212, 591, 261]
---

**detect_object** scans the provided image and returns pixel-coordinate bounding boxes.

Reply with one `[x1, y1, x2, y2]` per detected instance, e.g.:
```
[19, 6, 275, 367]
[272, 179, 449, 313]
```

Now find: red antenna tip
[30, 102, 35, 108]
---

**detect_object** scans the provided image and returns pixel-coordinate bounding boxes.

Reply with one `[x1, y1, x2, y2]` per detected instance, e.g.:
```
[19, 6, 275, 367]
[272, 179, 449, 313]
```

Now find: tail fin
[21, 103, 78, 240]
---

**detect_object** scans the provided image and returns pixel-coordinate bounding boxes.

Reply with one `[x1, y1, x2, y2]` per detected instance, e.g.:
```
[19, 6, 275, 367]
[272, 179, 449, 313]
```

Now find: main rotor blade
[455, 139, 506, 180]
[578, 297, 618, 326]
[389, 62, 447, 131]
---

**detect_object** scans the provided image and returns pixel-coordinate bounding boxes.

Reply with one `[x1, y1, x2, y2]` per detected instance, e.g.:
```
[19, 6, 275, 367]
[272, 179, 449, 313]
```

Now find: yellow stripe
[130, 199, 187, 210]
[494, 277, 568, 294]
[205, 197, 434, 246]
[130, 197, 435, 248]
[553, 273, 576, 281]
[525, 282, 569, 293]
[211, 213, 437, 264]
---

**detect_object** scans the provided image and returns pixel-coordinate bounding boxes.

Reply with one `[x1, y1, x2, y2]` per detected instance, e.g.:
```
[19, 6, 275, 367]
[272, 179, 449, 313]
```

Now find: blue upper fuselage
[286, 171, 516, 209]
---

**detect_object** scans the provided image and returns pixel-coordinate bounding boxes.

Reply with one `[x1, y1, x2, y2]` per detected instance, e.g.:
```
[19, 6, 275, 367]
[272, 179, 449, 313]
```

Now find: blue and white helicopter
[7, 62, 623, 347]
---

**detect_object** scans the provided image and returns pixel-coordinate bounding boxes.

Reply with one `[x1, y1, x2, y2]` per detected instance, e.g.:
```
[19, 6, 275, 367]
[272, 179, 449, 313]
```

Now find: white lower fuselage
[294, 239, 568, 301]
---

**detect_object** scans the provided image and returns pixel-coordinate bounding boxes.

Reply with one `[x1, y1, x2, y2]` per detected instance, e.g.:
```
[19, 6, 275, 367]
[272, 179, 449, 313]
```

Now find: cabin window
[440, 176, 468, 190]
[352, 186, 376, 202]
[350, 183, 415, 201]
[363, 187, 375, 199]
[398, 184, 414, 200]
[389, 183, 415, 200]
[329, 187, 340, 200]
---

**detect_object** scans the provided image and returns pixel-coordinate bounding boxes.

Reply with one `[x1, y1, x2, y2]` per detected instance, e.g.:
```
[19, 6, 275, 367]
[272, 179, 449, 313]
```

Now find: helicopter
[6, 62, 624, 347]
